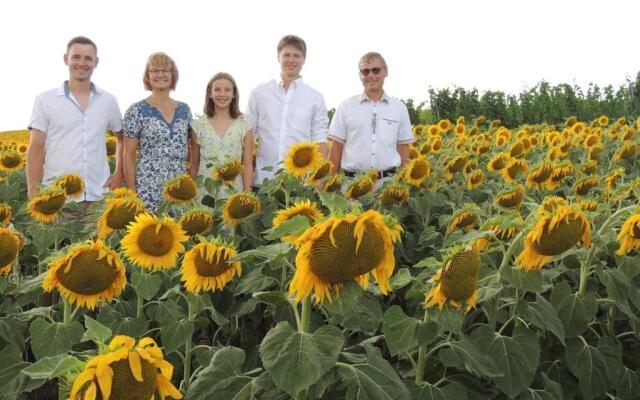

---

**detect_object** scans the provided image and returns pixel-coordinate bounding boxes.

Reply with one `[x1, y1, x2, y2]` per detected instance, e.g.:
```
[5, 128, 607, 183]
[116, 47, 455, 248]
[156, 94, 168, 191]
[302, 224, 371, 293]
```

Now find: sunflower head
[27, 187, 67, 224]
[614, 142, 638, 162]
[408, 144, 419, 159]
[307, 160, 333, 183]
[106, 135, 117, 157]
[223, 192, 261, 226]
[425, 244, 480, 313]
[289, 210, 402, 303]
[564, 116, 577, 127]
[121, 213, 188, 271]
[43, 239, 126, 309]
[0, 150, 24, 173]
[181, 238, 241, 292]
[97, 196, 147, 238]
[345, 173, 376, 199]
[481, 214, 522, 244]
[213, 159, 243, 183]
[379, 182, 410, 206]
[487, 152, 511, 172]
[179, 208, 214, 236]
[54, 173, 85, 199]
[0, 227, 23, 275]
[466, 169, 484, 190]
[438, 119, 451, 133]
[578, 199, 599, 212]
[284, 141, 323, 178]
[444, 153, 469, 179]
[404, 156, 430, 187]
[598, 115, 609, 126]
[272, 200, 324, 243]
[163, 174, 197, 204]
[525, 162, 554, 190]
[430, 136, 444, 153]
[536, 196, 568, 215]
[0, 203, 11, 225]
[574, 176, 600, 197]
[69, 335, 182, 400]
[110, 187, 139, 199]
[605, 167, 625, 192]
[323, 174, 344, 193]
[447, 205, 481, 234]
[580, 161, 598, 175]
[616, 213, 640, 255]
[495, 185, 525, 209]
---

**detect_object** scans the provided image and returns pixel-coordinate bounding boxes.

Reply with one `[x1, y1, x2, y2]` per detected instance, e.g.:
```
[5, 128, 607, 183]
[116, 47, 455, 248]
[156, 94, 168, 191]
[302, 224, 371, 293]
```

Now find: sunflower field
[1, 115, 640, 400]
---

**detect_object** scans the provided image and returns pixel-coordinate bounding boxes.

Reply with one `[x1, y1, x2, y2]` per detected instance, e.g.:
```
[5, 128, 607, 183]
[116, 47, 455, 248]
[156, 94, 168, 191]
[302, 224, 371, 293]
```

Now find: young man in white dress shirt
[246, 35, 329, 187]
[329, 52, 414, 186]
[27, 36, 123, 201]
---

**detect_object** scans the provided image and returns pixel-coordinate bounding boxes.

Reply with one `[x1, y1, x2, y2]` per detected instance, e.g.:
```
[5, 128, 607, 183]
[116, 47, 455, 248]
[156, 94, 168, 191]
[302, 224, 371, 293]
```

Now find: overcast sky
[1, 0, 638, 131]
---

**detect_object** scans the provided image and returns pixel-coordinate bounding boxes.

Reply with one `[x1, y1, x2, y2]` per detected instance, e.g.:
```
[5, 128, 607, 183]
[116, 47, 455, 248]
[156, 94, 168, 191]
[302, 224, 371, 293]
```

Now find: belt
[342, 167, 397, 179]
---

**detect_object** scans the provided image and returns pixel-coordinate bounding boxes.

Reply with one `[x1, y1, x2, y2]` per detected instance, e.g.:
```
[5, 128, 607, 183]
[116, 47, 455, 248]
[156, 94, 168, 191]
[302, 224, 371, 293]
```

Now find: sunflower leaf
[597, 335, 624, 387]
[390, 268, 413, 290]
[264, 215, 310, 240]
[428, 305, 464, 333]
[318, 192, 350, 214]
[617, 368, 640, 400]
[0, 316, 27, 349]
[130, 271, 162, 300]
[565, 337, 609, 400]
[382, 306, 419, 354]
[550, 282, 597, 338]
[515, 295, 565, 345]
[160, 319, 194, 355]
[324, 282, 383, 334]
[81, 315, 112, 345]
[0, 345, 34, 396]
[20, 354, 83, 380]
[414, 382, 468, 400]
[501, 267, 543, 293]
[235, 267, 279, 296]
[447, 334, 503, 378]
[516, 373, 564, 400]
[29, 318, 84, 360]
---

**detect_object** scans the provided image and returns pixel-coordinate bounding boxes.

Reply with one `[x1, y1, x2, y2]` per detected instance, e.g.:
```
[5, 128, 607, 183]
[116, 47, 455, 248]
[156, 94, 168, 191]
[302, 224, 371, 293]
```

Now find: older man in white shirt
[27, 36, 123, 201]
[246, 35, 329, 187]
[329, 52, 414, 185]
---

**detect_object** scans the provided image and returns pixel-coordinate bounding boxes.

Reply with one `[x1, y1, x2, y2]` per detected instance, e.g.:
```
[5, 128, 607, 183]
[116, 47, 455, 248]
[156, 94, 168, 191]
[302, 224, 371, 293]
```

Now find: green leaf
[229, 243, 292, 264]
[160, 319, 194, 355]
[264, 215, 310, 240]
[565, 338, 608, 400]
[597, 268, 636, 318]
[234, 267, 279, 296]
[428, 305, 464, 333]
[97, 306, 147, 338]
[416, 382, 468, 400]
[415, 321, 440, 346]
[186, 346, 255, 400]
[516, 373, 564, 400]
[390, 268, 413, 290]
[0, 316, 27, 349]
[228, 297, 259, 317]
[617, 367, 640, 400]
[81, 316, 112, 345]
[259, 322, 342, 397]
[29, 318, 83, 360]
[0, 276, 7, 293]
[501, 267, 543, 292]
[550, 282, 597, 338]
[255, 291, 296, 323]
[447, 334, 503, 378]
[130, 271, 163, 300]
[324, 283, 383, 334]
[382, 306, 419, 355]
[0, 345, 32, 396]
[318, 192, 350, 214]
[597, 335, 624, 387]
[470, 325, 540, 398]
[515, 295, 565, 344]
[336, 343, 410, 400]
[20, 354, 83, 380]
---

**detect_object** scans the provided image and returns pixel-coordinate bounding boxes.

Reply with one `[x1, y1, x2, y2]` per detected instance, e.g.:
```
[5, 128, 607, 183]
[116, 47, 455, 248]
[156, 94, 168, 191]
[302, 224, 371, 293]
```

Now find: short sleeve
[28, 95, 48, 133]
[122, 103, 142, 139]
[310, 93, 329, 143]
[397, 103, 415, 144]
[108, 97, 123, 132]
[245, 89, 259, 134]
[328, 101, 347, 143]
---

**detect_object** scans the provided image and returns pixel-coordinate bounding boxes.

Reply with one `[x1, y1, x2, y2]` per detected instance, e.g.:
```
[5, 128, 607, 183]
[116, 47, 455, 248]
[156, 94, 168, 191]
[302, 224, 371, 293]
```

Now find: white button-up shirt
[246, 77, 328, 185]
[29, 82, 122, 201]
[329, 92, 414, 172]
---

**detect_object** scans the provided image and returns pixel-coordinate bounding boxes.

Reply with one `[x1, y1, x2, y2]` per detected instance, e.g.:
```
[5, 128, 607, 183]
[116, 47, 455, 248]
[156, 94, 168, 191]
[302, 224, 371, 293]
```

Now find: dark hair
[143, 52, 179, 91]
[66, 36, 97, 54]
[203, 72, 241, 118]
[277, 35, 307, 58]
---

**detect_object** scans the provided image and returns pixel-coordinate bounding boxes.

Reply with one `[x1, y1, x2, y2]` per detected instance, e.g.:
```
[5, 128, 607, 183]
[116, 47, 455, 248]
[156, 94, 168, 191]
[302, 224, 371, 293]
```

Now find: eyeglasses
[360, 67, 383, 76]
[149, 68, 172, 75]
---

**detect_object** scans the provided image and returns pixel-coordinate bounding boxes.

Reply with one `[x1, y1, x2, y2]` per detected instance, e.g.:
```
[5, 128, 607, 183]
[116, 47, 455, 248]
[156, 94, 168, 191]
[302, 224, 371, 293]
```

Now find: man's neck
[281, 74, 300, 92]
[366, 89, 384, 102]
[67, 79, 92, 95]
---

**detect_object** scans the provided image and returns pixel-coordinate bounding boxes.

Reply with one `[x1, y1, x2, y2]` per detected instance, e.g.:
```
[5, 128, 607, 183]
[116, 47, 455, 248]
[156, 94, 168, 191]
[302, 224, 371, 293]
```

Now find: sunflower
[109, 187, 138, 199]
[163, 174, 197, 204]
[444, 153, 469, 180]
[307, 160, 333, 184]
[564, 116, 577, 127]
[516, 205, 591, 271]
[578, 199, 598, 212]
[572, 122, 586, 135]
[466, 169, 484, 190]
[614, 142, 637, 162]
[438, 119, 451, 133]
[323, 174, 344, 193]
[463, 159, 478, 175]
[289, 210, 402, 303]
[537, 196, 568, 214]
[548, 161, 573, 189]
[222, 192, 261, 226]
[455, 124, 466, 136]
[475, 143, 491, 156]
[580, 161, 598, 175]
[0, 203, 11, 225]
[403, 156, 430, 187]
[428, 125, 440, 136]
[97, 196, 146, 238]
[598, 115, 609, 126]
[487, 152, 511, 172]
[408, 144, 419, 159]
[574, 176, 600, 197]
[121, 213, 188, 271]
[284, 141, 323, 178]
[272, 200, 323, 243]
[54, 173, 85, 199]
[525, 162, 554, 190]
[43, 239, 126, 309]
[495, 185, 525, 209]
[425, 243, 481, 313]
[447, 205, 481, 234]
[605, 167, 625, 193]
[482, 215, 522, 242]
[616, 213, 640, 255]
[584, 133, 600, 148]
[180, 238, 241, 293]
[509, 141, 526, 158]
[106, 135, 117, 157]
[430, 136, 444, 153]
[212, 158, 243, 184]
[178, 208, 214, 236]
[345, 173, 377, 199]
[379, 182, 410, 206]
[27, 187, 67, 224]
[0, 227, 23, 275]
[69, 335, 182, 400]
[621, 127, 637, 141]
[0, 150, 24, 173]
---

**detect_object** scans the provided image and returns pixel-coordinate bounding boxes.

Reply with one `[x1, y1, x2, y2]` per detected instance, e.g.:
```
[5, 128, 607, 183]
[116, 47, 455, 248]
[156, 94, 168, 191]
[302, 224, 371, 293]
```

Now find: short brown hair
[203, 72, 242, 118]
[143, 52, 179, 91]
[359, 51, 388, 71]
[277, 35, 307, 58]
[67, 36, 97, 54]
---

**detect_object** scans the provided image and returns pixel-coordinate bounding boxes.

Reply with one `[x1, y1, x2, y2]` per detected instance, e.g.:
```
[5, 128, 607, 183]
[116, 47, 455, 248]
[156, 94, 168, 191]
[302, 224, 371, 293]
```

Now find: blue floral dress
[122, 100, 192, 212]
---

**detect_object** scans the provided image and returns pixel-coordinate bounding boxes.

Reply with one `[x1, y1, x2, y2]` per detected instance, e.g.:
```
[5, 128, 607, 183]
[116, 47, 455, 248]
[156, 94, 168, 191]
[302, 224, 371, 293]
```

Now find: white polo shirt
[29, 82, 122, 201]
[246, 77, 328, 185]
[329, 92, 414, 173]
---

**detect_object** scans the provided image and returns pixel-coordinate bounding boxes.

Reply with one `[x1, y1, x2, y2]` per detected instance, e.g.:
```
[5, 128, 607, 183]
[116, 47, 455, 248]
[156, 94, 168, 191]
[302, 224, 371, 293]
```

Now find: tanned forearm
[26, 131, 46, 198]
[397, 143, 410, 166]
[123, 137, 138, 192]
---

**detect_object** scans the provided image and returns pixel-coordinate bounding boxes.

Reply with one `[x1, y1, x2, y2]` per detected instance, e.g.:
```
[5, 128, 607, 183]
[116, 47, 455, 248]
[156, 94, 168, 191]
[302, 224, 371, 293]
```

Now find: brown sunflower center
[98, 357, 156, 400]
[381, 188, 408, 206]
[448, 157, 467, 172]
[218, 163, 242, 181]
[0, 206, 11, 223]
[227, 197, 257, 220]
[181, 214, 212, 236]
[531, 216, 584, 256]
[62, 177, 83, 195]
[454, 212, 479, 229]
[531, 166, 552, 183]
[106, 203, 140, 230]
[34, 193, 66, 215]
[1, 153, 21, 168]
[312, 163, 330, 180]
[168, 178, 197, 201]
[440, 249, 480, 301]
[576, 179, 598, 195]
[410, 161, 429, 179]
[55, 250, 117, 295]
[491, 157, 508, 170]
[194, 248, 232, 277]
[0, 234, 19, 267]
[497, 190, 523, 208]
[293, 148, 314, 168]
[309, 221, 385, 283]
[137, 224, 175, 256]
[630, 222, 640, 239]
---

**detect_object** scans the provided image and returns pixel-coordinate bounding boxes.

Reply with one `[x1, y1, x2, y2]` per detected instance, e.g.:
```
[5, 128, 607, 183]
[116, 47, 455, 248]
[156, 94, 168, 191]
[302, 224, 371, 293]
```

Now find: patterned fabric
[122, 100, 192, 211]
[192, 115, 251, 200]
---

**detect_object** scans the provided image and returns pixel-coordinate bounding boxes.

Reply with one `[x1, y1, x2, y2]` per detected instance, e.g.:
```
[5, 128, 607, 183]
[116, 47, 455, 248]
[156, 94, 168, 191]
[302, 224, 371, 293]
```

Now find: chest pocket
[378, 117, 399, 146]
[290, 106, 311, 134]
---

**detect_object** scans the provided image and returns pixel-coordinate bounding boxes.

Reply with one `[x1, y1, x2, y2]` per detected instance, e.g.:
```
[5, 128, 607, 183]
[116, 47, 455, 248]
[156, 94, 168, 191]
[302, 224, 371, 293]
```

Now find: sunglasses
[359, 67, 383, 76]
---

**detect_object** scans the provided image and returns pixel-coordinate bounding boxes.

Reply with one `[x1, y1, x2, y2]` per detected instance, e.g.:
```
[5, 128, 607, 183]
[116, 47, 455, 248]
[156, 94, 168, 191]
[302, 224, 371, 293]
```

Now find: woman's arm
[241, 130, 255, 191]
[123, 136, 138, 192]
[188, 129, 200, 178]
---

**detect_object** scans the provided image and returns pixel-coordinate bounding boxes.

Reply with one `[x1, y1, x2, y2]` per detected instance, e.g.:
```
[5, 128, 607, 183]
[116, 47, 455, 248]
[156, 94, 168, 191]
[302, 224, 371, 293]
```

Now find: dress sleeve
[122, 103, 142, 139]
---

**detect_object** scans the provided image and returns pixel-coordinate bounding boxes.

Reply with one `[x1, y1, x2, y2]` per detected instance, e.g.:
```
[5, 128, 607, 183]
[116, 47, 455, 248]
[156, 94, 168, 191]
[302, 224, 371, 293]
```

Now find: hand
[103, 174, 122, 190]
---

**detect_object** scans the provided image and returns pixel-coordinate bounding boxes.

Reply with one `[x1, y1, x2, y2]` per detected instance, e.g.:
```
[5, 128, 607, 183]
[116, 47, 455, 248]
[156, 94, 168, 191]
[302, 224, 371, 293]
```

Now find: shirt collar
[277, 76, 304, 89]
[57, 81, 100, 96]
[359, 91, 390, 104]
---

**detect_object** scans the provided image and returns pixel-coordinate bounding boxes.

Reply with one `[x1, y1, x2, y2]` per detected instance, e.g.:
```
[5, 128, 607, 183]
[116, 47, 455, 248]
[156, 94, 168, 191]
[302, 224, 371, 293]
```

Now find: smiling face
[359, 57, 387, 95]
[147, 63, 173, 91]
[64, 44, 98, 83]
[278, 45, 305, 80]
[210, 78, 235, 110]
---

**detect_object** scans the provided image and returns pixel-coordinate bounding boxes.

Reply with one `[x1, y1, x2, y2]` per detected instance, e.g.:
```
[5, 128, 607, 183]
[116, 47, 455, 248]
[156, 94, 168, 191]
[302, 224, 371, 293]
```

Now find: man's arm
[123, 136, 138, 191]
[329, 140, 344, 173]
[397, 143, 410, 166]
[104, 132, 124, 189]
[310, 95, 329, 149]
[26, 130, 46, 198]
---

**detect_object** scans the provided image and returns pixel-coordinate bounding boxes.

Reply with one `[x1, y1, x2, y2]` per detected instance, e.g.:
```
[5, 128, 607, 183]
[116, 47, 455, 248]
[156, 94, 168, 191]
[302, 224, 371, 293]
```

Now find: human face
[147, 64, 173, 91]
[359, 58, 387, 95]
[278, 45, 305, 80]
[64, 44, 98, 83]
[210, 78, 235, 110]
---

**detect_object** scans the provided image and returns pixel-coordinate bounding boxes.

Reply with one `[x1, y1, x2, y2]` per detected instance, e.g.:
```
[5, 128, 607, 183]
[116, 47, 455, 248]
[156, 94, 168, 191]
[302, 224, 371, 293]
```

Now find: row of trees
[400, 79, 640, 127]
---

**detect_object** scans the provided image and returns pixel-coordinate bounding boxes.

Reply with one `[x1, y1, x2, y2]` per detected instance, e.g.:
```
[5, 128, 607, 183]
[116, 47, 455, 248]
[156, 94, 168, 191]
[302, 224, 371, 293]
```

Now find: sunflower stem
[578, 204, 636, 297]
[415, 309, 430, 386]
[183, 296, 196, 392]
[62, 297, 73, 324]
[136, 288, 144, 319]
[497, 231, 525, 279]
[299, 296, 312, 333]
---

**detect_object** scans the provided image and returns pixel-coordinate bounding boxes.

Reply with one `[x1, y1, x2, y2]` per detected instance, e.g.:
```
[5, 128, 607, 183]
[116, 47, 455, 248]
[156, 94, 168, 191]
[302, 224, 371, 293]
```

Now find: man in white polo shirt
[329, 52, 414, 185]
[246, 34, 329, 187]
[27, 36, 123, 201]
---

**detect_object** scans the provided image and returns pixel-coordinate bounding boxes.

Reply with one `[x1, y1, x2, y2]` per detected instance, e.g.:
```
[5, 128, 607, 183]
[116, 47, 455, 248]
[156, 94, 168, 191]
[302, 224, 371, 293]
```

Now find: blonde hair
[143, 52, 179, 91]
[359, 51, 388, 71]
